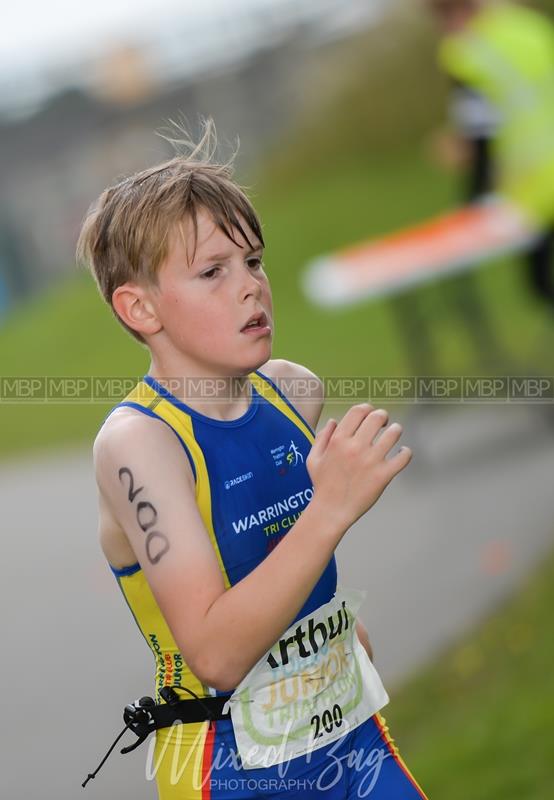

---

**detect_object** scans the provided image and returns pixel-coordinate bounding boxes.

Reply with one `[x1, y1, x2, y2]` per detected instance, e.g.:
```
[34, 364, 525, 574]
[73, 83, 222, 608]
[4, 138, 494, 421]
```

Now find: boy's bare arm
[95, 403, 409, 692]
[265, 361, 376, 664]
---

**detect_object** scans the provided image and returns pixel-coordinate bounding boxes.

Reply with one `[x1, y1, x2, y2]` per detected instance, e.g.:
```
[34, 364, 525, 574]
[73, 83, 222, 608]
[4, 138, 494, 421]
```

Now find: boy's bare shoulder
[260, 358, 321, 385]
[93, 406, 149, 459]
[93, 406, 193, 487]
[258, 359, 324, 430]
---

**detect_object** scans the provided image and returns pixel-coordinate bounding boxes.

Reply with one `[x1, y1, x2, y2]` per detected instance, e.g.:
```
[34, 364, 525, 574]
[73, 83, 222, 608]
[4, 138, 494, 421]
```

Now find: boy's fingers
[373, 422, 403, 456]
[336, 404, 374, 437]
[311, 418, 337, 457]
[356, 408, 389, 443]
[384, 446, 413, 479]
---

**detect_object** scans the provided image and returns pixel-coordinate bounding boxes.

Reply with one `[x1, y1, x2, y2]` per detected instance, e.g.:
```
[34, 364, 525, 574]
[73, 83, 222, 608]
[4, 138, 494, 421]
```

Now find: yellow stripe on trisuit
[248, 372, 315, 445]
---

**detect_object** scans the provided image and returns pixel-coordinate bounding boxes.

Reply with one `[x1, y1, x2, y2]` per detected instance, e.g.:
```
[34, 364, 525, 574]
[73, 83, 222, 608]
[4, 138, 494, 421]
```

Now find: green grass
[0, 272, 147, 459]
[1, 149, 552, 460]
[383, 548, 554, 799]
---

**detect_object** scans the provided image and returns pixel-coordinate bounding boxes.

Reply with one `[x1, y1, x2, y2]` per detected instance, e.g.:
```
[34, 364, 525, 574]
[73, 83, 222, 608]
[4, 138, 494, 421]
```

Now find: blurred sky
[0, 0, 385, 116]
[1, 0, 260, 71]
[1, 0, 382, 71]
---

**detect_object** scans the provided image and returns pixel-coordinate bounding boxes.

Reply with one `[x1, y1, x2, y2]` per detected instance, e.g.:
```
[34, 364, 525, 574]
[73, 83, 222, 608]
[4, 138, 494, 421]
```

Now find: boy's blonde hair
[76, 120, 264, 342]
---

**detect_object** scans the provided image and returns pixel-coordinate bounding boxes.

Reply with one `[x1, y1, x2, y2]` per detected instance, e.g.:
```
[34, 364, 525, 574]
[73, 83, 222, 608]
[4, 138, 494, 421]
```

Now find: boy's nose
[239, 266, 263, 301]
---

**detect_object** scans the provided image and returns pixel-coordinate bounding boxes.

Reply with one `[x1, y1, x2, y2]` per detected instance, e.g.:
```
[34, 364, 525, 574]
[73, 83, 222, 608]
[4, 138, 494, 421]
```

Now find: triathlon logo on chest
[271, 439, 305, 474]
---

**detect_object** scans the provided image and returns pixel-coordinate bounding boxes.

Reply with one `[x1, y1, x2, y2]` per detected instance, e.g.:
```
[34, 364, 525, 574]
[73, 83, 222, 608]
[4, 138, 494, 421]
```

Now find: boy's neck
[147, 360, 255, 422]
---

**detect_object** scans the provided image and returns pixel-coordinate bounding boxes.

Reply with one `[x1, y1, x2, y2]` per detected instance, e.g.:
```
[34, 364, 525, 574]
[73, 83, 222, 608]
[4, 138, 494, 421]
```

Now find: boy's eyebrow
[243, 244, 264, 256]
[196, 244, 264, 264]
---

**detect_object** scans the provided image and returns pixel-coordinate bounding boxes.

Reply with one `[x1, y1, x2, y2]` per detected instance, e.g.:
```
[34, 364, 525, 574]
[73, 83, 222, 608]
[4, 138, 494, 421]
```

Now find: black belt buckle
[121, 696, 157, 753]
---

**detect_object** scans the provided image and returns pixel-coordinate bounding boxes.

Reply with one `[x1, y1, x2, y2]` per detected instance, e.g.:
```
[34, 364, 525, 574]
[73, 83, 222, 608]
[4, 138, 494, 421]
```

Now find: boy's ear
[112, 282, 162, 337]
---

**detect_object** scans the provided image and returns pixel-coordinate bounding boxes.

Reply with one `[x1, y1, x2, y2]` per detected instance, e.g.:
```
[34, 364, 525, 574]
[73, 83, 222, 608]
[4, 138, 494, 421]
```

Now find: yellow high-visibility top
[439, 1, 554, 224]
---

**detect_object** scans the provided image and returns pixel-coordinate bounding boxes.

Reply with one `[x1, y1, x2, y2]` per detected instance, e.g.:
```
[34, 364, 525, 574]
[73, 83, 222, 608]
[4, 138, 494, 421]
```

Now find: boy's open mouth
[241, 311, 269, 332]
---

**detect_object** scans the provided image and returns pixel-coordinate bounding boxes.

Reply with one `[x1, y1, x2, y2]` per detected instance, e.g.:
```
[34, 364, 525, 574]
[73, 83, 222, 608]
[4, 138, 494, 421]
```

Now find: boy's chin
[238, 350, 272, 375]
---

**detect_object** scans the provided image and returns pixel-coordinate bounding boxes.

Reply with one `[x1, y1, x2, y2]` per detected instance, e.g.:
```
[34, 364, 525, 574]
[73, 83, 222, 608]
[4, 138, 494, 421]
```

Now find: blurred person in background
[428, 0, 554, 319]
[393, 0, 554, 377]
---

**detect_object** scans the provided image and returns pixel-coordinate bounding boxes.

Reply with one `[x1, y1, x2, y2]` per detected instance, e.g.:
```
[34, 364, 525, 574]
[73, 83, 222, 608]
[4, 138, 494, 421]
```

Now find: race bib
[227, 588, 389, 769]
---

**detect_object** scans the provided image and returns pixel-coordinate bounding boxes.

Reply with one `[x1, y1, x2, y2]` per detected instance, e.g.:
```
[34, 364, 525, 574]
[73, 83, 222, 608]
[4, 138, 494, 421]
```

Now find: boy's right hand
[306, 404, 412, 532]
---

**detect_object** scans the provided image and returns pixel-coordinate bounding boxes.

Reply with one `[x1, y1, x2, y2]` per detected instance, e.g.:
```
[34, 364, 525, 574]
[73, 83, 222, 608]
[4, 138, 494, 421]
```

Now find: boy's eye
[201, 266, 221, 279]
[247, 257, 263, 270]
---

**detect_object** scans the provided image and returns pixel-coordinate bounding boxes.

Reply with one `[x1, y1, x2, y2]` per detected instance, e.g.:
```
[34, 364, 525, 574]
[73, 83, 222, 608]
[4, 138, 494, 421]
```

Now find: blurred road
[1, 403, 553, 800]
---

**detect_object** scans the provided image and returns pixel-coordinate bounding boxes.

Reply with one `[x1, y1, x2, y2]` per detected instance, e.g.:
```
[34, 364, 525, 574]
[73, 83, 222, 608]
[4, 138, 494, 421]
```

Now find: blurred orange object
[302, 195, 539, 306]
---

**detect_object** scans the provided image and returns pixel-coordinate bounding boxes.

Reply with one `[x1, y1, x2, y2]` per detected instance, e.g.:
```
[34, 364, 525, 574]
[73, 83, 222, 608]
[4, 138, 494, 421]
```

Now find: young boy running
[78, 126, 429, 799]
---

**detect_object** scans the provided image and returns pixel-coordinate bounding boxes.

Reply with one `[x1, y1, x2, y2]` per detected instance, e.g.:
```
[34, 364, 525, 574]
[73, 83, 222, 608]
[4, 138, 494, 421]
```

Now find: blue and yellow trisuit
[104, 370, 429, 799]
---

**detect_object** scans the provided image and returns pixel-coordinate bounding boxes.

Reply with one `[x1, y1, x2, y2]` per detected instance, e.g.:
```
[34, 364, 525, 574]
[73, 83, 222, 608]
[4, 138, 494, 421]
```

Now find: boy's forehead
[172, 208, 261, 264]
